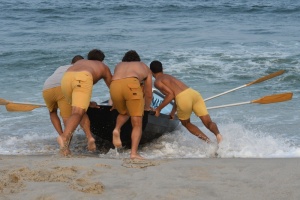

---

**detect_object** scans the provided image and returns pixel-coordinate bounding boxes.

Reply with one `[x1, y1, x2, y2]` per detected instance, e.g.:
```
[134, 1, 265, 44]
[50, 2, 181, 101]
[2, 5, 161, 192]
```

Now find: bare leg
[200, 114, 223, 143]
[57, 106, 85, 156]
[180, 119, 211, 143]
[49, 109, 63, 135]
[62, 118, 68, 127]
[130, 116, 144, 159]
[112, 114, 130, 148]
[80, 113, 96, 152]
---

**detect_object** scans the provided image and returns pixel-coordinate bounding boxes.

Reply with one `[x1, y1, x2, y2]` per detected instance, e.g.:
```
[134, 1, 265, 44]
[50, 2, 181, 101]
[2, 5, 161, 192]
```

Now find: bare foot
[130, 154, 145, 160]
[112, 129, 122, 148]
[206, 138, 211, 144]
[196, 133, 211, 143]
[57, 136, 71, 156]
[216, 133, 223, 144]
[87, 137, 96, 152]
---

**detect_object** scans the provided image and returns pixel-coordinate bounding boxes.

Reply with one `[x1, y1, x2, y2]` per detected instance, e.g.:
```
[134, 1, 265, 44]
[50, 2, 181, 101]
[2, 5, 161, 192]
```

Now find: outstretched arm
[154, 81, 175, 117]
[49, 109, 63, 135]
[169, 101, 177, 119]
[143, 71, 153, 111]
[103, 66, 113, 88]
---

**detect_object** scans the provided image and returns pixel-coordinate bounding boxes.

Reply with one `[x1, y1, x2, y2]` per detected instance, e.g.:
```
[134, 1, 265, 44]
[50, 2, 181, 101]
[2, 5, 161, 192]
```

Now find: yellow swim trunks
[61, 71, 93, 111]
[110, 78, 144, 116]
[175, 88, 208, 120]
[42, 86, 72, 118]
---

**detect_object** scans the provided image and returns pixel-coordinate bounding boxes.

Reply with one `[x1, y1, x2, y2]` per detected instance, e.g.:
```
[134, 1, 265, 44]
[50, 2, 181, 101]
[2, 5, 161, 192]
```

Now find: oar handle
[204, 85, 246, 101]
[207, 101, 250, 110]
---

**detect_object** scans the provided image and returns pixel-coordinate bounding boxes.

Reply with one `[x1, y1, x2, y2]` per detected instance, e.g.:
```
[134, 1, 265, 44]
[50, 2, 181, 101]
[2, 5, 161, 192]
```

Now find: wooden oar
[0, 98, 46, 112]
[204, 70, 285, 101]
[207, 92, 293, 110]
[0, 98, 11, 105]
[5, 104, 46, 112]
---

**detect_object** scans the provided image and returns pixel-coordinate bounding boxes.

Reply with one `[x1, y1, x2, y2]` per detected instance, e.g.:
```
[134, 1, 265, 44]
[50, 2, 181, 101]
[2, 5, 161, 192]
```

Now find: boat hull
[87, 89, 180, 153]
[87, 106, 179, 153]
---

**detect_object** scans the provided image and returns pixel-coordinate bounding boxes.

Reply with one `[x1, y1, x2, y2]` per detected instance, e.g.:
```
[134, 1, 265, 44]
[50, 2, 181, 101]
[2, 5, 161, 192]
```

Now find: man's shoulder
[139, 61, 148, 67]
[85, 60, 107, 69]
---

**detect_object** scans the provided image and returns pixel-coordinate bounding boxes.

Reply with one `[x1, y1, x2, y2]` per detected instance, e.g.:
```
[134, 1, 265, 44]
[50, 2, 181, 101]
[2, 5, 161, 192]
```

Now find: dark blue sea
[0, 0, 299, 158]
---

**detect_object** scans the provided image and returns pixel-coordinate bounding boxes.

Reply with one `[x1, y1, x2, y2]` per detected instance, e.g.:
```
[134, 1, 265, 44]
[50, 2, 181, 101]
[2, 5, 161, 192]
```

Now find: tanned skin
[57, 59, 112, 156]
[151, 63, 222, 144]
[111, 52, 152, 159]
[45, 56, 97, 153]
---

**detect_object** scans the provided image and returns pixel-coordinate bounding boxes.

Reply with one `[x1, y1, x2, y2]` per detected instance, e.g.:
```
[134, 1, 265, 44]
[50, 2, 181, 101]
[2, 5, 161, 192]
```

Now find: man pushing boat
[57, 49, 112, 156]
[110, 50, 152, 159]
[42, 55, 97, 153]
[150, 60, 223, 144]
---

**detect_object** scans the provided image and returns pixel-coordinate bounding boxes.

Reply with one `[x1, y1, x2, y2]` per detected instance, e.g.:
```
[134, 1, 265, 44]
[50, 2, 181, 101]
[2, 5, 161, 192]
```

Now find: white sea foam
[1, 0, 299, 157]
[0, 132, 58, 155]
[97, 122, 300, 159]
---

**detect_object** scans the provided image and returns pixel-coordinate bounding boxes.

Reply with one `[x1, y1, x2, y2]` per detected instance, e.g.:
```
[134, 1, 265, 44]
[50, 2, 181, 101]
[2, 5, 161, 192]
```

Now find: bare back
[155, 73, 189, 97]
[112, 61, 152, 110]
[112, 62, 149, 82]
[67, 59, 112, 86]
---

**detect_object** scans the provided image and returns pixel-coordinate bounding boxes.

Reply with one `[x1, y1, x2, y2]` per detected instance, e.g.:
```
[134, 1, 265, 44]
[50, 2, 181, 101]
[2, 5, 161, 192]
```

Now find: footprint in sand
[0, 166, 104, 195]
[70, 178, 104, 194]
[0, 171, 24, 194]
[122, 159, 159, 168]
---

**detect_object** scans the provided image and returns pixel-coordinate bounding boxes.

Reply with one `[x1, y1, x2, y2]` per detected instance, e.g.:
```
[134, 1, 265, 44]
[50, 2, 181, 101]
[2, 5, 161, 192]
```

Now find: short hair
[88, 49, 105, 61]
[150, 60, 163, 74]
[122, 50, 141, 62]
[71, 55, 84, 64]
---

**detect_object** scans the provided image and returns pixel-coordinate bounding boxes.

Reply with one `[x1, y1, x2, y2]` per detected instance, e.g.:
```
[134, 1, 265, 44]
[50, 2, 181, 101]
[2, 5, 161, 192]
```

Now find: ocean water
[0, 0, 299, 158]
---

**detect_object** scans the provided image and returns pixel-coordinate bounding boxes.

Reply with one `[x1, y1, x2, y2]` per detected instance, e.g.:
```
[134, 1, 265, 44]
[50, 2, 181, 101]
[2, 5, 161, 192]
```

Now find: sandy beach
[0, 154, 299, 200]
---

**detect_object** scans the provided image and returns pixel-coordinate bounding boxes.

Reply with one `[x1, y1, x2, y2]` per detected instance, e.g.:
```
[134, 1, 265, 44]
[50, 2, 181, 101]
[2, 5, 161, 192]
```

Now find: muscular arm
[143, 71, 152, 110]
[155, 81, 175, 115]
[170, 101, 177, 119]
[103, 66, 112, 88]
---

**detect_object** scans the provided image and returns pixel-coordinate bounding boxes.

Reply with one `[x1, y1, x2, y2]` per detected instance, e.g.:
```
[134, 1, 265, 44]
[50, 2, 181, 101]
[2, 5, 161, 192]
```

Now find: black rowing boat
[87, 89, 180, 153]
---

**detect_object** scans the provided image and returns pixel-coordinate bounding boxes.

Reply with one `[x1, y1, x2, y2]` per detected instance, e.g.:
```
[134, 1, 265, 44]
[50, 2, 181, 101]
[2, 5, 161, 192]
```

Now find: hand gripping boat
[87, 89, 180, 153]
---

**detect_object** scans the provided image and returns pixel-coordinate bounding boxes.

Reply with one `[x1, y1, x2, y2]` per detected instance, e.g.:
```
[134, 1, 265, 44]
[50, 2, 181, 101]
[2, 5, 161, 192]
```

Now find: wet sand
[0, 155, 299, 200]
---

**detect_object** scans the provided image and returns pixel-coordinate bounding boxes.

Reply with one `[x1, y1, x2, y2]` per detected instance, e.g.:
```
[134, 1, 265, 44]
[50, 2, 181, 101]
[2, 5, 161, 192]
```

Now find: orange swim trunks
[42, 86, 72, 118]
[61, 71, 93, 111]
[110, 78, 144, 116]
[175, 88, 208, 120]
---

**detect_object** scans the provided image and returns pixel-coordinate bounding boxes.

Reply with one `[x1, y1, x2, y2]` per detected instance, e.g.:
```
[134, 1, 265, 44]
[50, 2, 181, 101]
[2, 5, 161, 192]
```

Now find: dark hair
[122, 50, 141, 62]
[88, 49, 105, 61]
[150, 60, 163, 74]
[71, 55, 84, 64]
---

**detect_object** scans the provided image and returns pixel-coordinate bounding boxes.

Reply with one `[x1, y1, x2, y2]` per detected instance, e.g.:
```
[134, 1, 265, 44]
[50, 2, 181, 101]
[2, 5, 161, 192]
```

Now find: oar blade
[252, 92, 293, 104]
[247, 70, 285, 86]
[205, 70, 285, 101]
[0, 98, 11, 105]
[5, 103, 42, 112]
